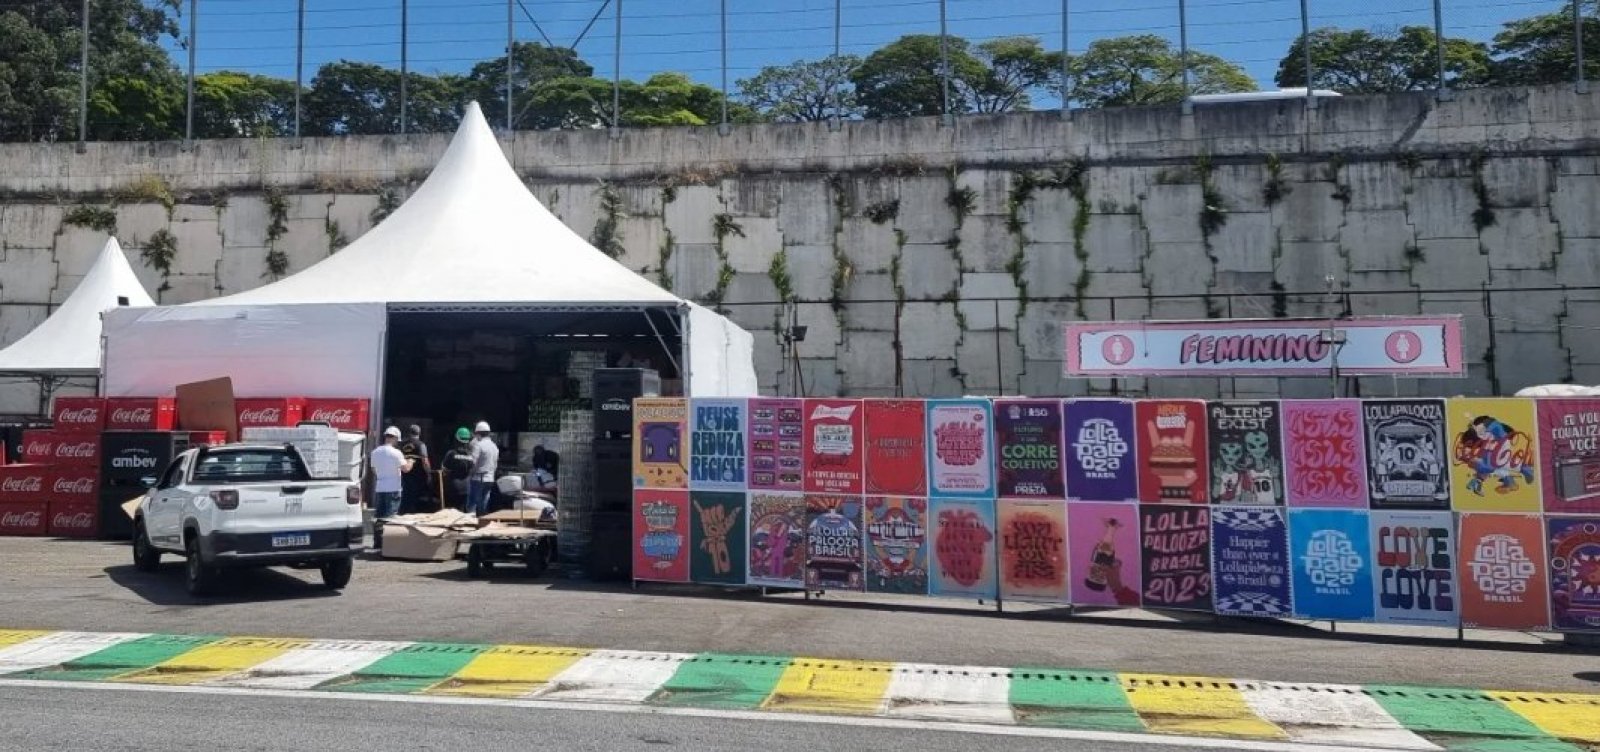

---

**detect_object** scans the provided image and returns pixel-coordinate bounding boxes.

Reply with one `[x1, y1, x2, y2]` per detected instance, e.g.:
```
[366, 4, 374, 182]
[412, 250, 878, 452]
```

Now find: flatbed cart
[464, 528, 558, 577]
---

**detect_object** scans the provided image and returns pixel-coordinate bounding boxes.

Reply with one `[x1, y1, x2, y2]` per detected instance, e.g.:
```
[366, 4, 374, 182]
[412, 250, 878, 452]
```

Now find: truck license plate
[271, 533, 311, 548]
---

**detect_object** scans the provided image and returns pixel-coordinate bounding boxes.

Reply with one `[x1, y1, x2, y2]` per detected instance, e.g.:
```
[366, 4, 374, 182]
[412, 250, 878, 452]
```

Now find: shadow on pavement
[104, 564, 342, 606]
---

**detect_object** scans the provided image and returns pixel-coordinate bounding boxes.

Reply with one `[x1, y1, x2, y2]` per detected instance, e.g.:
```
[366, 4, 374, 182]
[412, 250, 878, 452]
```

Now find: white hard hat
[383, 426, 401, 439]
[474, 421, 491, 433]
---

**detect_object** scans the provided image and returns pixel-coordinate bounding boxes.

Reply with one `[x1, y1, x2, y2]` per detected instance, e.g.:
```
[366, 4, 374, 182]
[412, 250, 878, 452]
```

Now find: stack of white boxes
[242, 425, 341, 478]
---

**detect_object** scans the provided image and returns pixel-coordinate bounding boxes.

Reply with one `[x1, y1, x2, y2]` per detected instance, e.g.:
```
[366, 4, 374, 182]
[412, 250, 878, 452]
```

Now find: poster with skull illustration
[1206, 401, 1284, 506]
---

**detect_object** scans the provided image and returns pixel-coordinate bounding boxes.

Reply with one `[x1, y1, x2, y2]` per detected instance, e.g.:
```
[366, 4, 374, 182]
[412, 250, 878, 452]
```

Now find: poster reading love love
[1289, 508, 1374, 621]
[747, 491, 806, 588]
[927, 400, 995, 499]
[1456, 513, 1549, 630]
[1282, 399, 1368, 508]
[633, 488, 690, 583]
[1370, 510, 1459, 627]
[1135, 401, 1209, 504]
[864, 400, 928, 496]
[748, 398, 804, 492]
[998, 499, 1069, 603]
[994, 400, 1066, 499]
[1064, 400, 1139, 502]
[690, 491, 748, 585]
[804, 399, 864, 494]
[929, 498, 998, 598]
[1139, 504, 1213, 611]
[1536, 399, 1600, 514]
[865, 496, 929, 595]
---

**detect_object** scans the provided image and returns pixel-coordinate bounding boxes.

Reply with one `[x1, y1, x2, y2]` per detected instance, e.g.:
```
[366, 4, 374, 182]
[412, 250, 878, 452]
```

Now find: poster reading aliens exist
[1206, 401, 1284, 506]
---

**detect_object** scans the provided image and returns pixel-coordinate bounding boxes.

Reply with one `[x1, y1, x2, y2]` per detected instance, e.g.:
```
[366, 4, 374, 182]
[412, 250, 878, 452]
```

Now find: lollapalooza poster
[689, 491, 748, 585]
[1282, 399, 1368, 508]
[632, 489, 690, 583]
[688, 399, 748, 492]
[1289, 509, 1374, 621]
[994, 400, 1066, 499]
[1210, 507, 1292, 617]
[1206, 400, 1283, 506]
[929, 498, 998, 599]
[864, 400, 928, 496]
[805, 495, 865, 591]
[1447, 399, 1542, 513]
[927, 400, 996, 499]
[803, 399, 865, 495]
[1456, 513, 1549, 630]
[1139, 504, 1213, 612]
[1135, 400, 1208, 504]
[998, 499, 1069, 603]
[633, 398, 688, 489]
[1536, 399, 1600, 514]
[865, 496, 929, 595]
[1547, 516, 1600, 632]
[747, 491, 806, 588]
[1370, 510, 1459, 627]
[1364, 399, 1450, 510]
[748, 398, 805, 492]
[1064, 400, 1139, 502]
[1067, 502, 1141, 607]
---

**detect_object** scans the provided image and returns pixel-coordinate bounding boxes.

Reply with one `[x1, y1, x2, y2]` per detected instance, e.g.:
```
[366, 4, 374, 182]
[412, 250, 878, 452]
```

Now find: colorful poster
[1289, 509, 1375, 621]
[1210, 507, 1292, 617]
[927, 400, 996, 499]
[1457, 513, 1549, 630]
[1064, 400, 1139, 502]
[1364, 399, 1450, 510]
[633, 489, 690, 583]
[864, 496, 929, 595]
[1206, 401, 1284, 506]
[1547, 516, 1600, 632]
[747, 491, 807, 588]
[689, 491, 747, 585]
[930, 498, 999, 598]
[1447, 398, 1542, 513]
[994, 400, 1066, 499]
[1139, 504, 1213, 612]
[803, 399, 865, 494]
[1135, 400, 1209, 504]
[998, 499, 1069, 602]
[1282, 399, 1368, 508]
[633, 398, 688, 489]
[805, 495, 865, 591]
[748, 398, 805, 492]
[864, 400, 927, 496]
[689, 398, 748, 491]
[1536, 399, 1600, 514]
[1067, 502, 1142, 607]
[1371, 510, 1459, 626]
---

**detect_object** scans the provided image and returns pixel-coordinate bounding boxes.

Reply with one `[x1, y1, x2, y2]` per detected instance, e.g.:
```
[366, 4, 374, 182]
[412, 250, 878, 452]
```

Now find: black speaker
[592, 439, 632, 514]
[593, 368, 660, 439]
[97, 487, 143, 540]
[587, 510, 633, 581]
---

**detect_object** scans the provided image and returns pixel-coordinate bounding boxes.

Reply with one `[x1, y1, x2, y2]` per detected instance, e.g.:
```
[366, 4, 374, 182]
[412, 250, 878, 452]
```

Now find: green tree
[467, 41, 594, 129]
[969, 37, 1061, 113]
[304, 61, 464, 135]
[738, 54, 863, 122]
[1275, 26, 1489, 93]
[1490, 0, 1600, 86]
[86, 75, 182, 140]
[192, 71, 295, 138]
[851, 34, 988, 118]
[1069, 34, 1255, 108]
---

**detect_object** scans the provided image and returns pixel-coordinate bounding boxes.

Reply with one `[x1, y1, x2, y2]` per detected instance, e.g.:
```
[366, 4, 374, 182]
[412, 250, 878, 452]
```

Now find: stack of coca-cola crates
[0, 397, 106, 538]
[99, 397, 214, 540]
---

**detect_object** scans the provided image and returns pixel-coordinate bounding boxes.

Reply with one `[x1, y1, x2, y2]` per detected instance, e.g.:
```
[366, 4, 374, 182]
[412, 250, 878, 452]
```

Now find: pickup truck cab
[131, 443, 363, 596]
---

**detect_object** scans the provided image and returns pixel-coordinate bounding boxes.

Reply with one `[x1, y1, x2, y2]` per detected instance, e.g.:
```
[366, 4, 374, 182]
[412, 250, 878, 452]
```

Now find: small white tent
[0, 237, 153, 376]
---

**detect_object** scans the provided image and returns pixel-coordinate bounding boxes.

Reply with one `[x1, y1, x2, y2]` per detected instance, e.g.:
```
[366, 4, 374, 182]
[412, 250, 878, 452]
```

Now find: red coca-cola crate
[189, 431, 228, 447]
[302, 398, 371, 432]
[20, 430, 101, 468]
[47, 499, 97, 538]
[0, 465, 49, 503]
[51, 396, 107, 431]
[0, 500, 48, 536]
[48, 467, 99, 502]
[236, 398, 306, 428]
[104, 398, 177, 431]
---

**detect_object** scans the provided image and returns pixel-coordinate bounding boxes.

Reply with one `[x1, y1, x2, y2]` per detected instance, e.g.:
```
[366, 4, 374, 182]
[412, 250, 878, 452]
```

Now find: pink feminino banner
[1282, 399, 1369, 508]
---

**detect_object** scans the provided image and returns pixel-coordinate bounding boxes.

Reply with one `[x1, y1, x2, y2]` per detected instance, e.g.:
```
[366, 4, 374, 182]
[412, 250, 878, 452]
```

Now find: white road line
[534, 649, 692, 703]
[0, 632, 147, 675]
[0, 677, 1397, 752]
[205, 640, 411, 690]
[884, 663, 1015, 725]
[1241, 681, 1442, 751]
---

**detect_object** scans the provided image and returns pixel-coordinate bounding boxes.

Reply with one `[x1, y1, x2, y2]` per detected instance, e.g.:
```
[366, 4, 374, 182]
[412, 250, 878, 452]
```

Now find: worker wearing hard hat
[370, 426, 415, 549]
[467, 421, 500, 516]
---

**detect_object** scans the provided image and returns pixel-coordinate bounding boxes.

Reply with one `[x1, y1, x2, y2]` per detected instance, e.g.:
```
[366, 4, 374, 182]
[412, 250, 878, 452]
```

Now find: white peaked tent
[0, 237, 153, 376]
[101, 102, 757, 404]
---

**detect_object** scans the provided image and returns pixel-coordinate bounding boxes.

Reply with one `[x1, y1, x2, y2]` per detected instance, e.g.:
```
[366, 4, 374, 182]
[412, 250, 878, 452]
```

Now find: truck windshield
[191, 449, 307, 483]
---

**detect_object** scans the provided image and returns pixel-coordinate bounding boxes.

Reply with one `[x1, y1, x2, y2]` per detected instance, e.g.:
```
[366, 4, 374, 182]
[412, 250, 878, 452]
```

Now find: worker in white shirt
[468, 421, 499, 516]
[370, 426, 414, 549]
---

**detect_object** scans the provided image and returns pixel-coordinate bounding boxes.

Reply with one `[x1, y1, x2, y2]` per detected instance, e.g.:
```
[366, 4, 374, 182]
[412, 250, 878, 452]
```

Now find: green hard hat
[455, 426, 471, 441]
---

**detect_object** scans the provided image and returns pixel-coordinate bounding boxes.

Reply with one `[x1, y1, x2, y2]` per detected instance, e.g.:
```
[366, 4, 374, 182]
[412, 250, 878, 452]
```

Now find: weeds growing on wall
[262, 186, 291, 279]
[1262, 153, 1289, 207]
[708, 213, 743, 308]
[768, 249, 795, 303]
[141, 229, 177, 292]
[658, 228, 676, 290]
[371, 189, 401, 225]
[591, 181, 626, 258]
[863, 198, 900, 225]
[1470, 152, 1496, 232]
[1195, 155, 1228, 238]
[63, 205, 117, 233]
[325, 218, 349, 254]
[113, 175, 176, 215]
[946, 182, 976, 226]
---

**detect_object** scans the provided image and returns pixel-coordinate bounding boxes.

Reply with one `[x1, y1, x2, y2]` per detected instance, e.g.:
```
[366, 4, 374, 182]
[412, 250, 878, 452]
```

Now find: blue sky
[178, 0, 1568, 101]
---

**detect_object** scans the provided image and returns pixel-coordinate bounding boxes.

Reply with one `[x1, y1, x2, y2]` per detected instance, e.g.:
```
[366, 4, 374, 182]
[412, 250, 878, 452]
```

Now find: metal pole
[185, 0, 196, 141]
[400, 0, 409, 133]
[939, 0, 952, 126]
[1433, 0, 1448, 98]
[295, 0, 304, 138]
[1577, 0, 1589, 93]
[1300, 0, 1315, 108]
[1178, 0, 1191, 110]
[78, 0, 88, 148]
[506, 0, 515, 133]
[1060, 0, 1070, 117]
[612, 0, 622, 136]
[830, 0, 841, 129]
[719, 0, 728, 133]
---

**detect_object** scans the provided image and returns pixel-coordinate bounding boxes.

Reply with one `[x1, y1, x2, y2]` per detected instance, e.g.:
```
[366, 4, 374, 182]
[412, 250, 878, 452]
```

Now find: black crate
[592, 439, 632, 513]
[587, 510, 633, 581]
[97, 486, 145, 540]
[592, 369, 660, 438]
[101, 431, 189, 483]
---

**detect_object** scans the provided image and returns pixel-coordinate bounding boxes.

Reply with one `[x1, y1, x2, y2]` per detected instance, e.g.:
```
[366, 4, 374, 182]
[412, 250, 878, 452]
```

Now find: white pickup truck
[130, 443, 363, 596]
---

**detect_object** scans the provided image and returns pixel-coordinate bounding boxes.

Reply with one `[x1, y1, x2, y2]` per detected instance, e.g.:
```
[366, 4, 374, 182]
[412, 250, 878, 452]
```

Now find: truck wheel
[466, 546, 492, 578]
[523, 542, 548, 577]
[321, 557, 353, 590]
[184, 537, 218, 597]
[132, 522, 161, 573]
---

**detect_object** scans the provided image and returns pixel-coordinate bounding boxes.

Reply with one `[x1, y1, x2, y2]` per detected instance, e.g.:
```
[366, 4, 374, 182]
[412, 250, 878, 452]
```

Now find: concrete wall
[2, 84, 1598, 410]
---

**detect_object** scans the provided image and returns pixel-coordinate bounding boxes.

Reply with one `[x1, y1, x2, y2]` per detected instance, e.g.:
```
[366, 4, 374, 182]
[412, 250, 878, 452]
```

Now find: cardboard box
[380, 523, 458, 561]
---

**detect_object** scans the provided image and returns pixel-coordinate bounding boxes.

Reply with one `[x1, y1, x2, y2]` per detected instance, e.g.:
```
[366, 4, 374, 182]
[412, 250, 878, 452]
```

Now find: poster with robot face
[1363, 399, 1450, 510]
[1206, 401, 1283, 506]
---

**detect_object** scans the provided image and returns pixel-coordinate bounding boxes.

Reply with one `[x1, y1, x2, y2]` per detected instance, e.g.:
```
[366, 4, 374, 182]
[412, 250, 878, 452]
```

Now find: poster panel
[689, 491, 748, 585]
[927, 400, 996, 499]
[1211, 507, 1292, 617]
[1447, 398, 1542, 513]
[805, 495, 865, 591]
[864, 400, 928, 496]
[689, 398, 748, 491]
[633, 489, 691, 583]
[747, 491, 807, 588]
[998, 499, 1069, 602]
[930, 497, 999, 598]
[1140, 504, 1214, 612]
[1064, 400, 1139, 502]
[1206, 400, 1284, 506]
[1135, 400, 1209, 504]
[864, 496, 929, 595]
[1370, 510, 1459, 627]
[803, 399, 865, 494]
[994, 400, 1066, 499]
[1547, 516, 1600, 632]
[748, 398, 805, 492]
[1536, 399, 1600, 514]
[1363, 399, 1450, 510]
[633, 398, 688, 489]
[1282, 399, 1368, 508]
[1289, 509, 1374, 621]
[1067, 502, 1142, 607]
[1457, 513, 1549, 630]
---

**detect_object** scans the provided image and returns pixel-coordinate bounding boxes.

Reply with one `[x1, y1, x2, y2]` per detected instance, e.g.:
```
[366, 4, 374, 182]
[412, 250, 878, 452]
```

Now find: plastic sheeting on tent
[0, 238, 153, 375]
